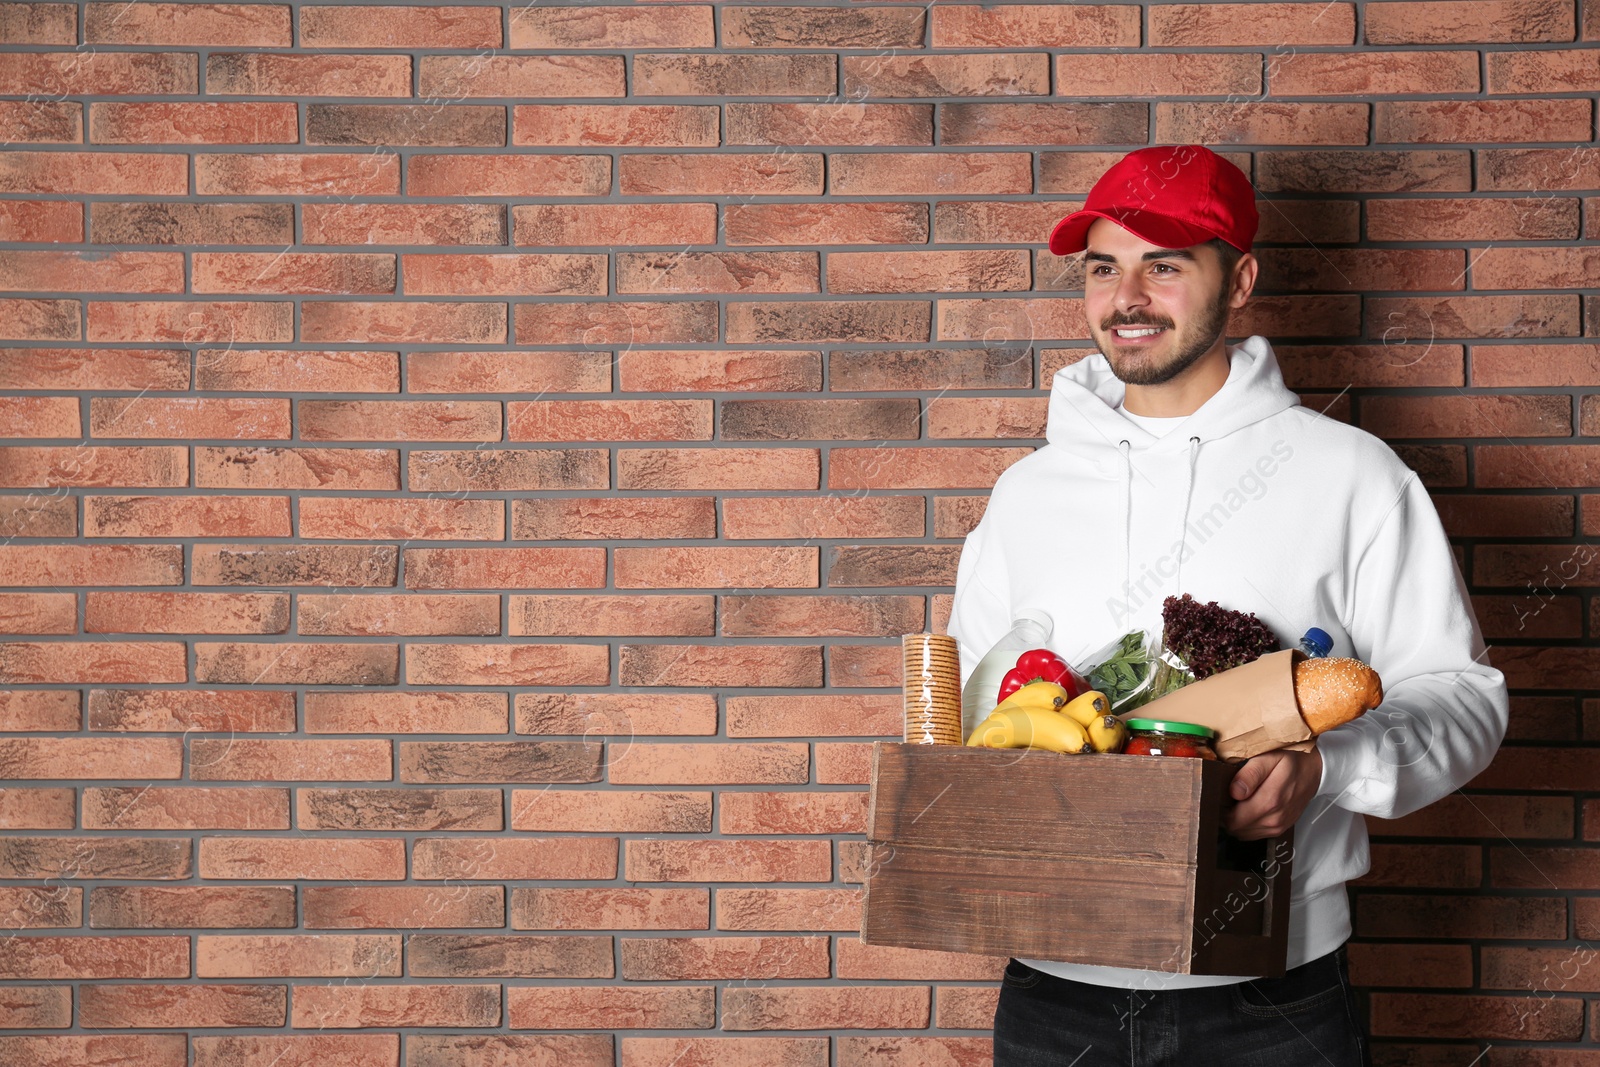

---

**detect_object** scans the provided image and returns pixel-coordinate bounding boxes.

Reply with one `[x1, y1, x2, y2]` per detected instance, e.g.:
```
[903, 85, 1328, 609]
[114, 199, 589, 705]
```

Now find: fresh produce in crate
[965, 684, 1127, 755]
[996, 647, 1089, 703]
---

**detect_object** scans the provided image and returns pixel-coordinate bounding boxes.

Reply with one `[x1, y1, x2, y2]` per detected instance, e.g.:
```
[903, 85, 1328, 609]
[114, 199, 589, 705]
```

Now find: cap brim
[1048, 208, 1223, 256]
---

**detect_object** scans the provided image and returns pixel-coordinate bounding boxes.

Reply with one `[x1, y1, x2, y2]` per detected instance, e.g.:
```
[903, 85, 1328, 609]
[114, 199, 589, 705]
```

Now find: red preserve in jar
[1121, 718, 1218, 759]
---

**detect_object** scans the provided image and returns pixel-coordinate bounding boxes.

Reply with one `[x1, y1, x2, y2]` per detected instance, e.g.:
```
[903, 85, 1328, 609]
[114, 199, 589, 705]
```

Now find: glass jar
[1122, 718, 1218, 759]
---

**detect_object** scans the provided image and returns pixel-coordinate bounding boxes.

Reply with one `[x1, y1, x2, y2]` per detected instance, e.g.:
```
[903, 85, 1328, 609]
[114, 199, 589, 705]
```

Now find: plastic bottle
[959, 608, 1054, 741]
[1297, 626, 1332, 658]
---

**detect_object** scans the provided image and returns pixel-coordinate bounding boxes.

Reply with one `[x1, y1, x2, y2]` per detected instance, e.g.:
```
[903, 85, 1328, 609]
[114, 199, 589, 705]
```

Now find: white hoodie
[945, 334, 1509, 989]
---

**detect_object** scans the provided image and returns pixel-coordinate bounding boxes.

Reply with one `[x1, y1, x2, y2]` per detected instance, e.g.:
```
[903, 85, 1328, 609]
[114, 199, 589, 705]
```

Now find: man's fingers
[1230, 756, 1275, 799]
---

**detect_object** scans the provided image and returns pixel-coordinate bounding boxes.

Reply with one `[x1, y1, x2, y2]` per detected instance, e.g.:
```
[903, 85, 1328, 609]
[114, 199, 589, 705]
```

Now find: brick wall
[1, 1, 1598, 1063]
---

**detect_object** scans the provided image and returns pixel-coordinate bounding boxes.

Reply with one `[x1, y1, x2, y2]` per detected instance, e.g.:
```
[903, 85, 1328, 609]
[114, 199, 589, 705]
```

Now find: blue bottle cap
[1300, 627, 1332, 657]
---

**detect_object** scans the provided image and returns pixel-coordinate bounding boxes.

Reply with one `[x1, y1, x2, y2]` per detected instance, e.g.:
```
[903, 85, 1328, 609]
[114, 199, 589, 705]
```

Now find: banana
[994, 680, 1069, 715]
[1086, 713, 1129, 754]
[1057, 689, 1111, 728]
[966, 705, 1094, 754]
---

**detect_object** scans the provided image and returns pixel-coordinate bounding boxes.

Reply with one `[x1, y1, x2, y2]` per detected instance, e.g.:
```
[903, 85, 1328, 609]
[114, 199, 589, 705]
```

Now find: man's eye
[1152, 263, 1175, 273]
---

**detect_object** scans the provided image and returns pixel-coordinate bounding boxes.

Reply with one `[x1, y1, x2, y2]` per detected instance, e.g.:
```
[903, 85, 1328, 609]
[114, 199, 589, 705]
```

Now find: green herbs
[1087, 630, 1152, 710]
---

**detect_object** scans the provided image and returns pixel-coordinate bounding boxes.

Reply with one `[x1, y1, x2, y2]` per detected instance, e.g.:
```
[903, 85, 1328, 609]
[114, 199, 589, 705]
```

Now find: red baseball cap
[1047, 144, 1258, 257]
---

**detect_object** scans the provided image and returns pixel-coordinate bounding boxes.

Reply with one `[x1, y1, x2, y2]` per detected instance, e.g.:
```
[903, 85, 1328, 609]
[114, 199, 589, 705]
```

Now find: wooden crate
[861, 742, 1293, 977]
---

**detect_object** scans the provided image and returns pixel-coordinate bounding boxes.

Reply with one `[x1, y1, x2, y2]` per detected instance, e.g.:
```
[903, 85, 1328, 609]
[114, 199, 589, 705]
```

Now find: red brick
[512, 498, 714, 541]
[305, 202, 502, 246]
[404, 253, 605, 297]
[83, 787, 289, 830]
[945, 101, 1146, 147]
[0, 736, 180, 779]
[0, 250, 182, 293]
[838, 1038, 993, 1067]
[1355, 844, 1482, 888]
[302, 300, 504, 344]
[406, 643, 608, 686]
[726, 102, 929, 147]
[193, 252, 393, 296]
[302, 885, 504, 929]
[721, 595, 924, 638]
[842, 54, 1049, 98]
[197, 446, 398, 490]
[0, 51, 195, 95]
[0, 889, 79, 927]
[196, 935, 400, 978]
[618, 350, 817, 393]
[1365, 0, 1574, 42]
[1477, 246, 1600, 291]
[0, 200, 82, 242]
[1377, 198, 1580, 243]
[1377, 99, 1590, 145]
[399, 740, 602, 784]
[0, 690, 78, 731]
[293, 983, 500, 1028]
[937, 296, 1086, 341]
[614, 546, 815, 589]
[190, 544, 396, 588]
[2, 449, 186, 491]
[305, 691, 508, 734]
[727, 695, 899, 737]
[414, 1035, 613, 1067]
[1477, 445, 1600, 488]
[1486, 952, 1600, 1013]
[92, 201, 294, 245]
[1347, 943, 1473, 988]
[1489, 48, 1600, 92]
[633, 53, 835, 96]
[408, 350, 607, 392]
[1478, 147, 1600, 191]
[728, 300, 929, 344]
[1355, 893, 1566, 939]
[409, 153, 609, 197]
[91, 396, 291, 439]
[0, 591, 73, 634]
[1152, 2, 1354, 43]
[0, 3, 75, 44]
[515, 104, 718, 146]
[1492, 846, 1600, 888]
[720, 791, 867, 835]
[830, 250, 1029, 295]
[85, 2, 288, 44]
[717, 888, 862, 932]
[300, 399, 499, 442]
[0, 935, 188, 979]
[511, 887, 709, 930]
[417, 54, 622, 98]
[509, 594, 712, 637]
[0, 1036, 187, 1067]
[299, 4, 500, 47]
[626, 839, 830, 883]
[0, 298, 77, 340]
[0, 640, 187, 683]
[816, 741, 883, 784]
[515, 790, 710, 838]
[1367, 295, 1578, 339]
[515, 300, 717, 345]
[403, 547, 605, 589]
[189, 737, 390, 781]
[85, 496, 291, 539]
[1361, 395, 1570, 438]
[0, 493, 76, 539]
[408, 448, 608, 493]
[618, 644, 821, 688]
[1266, 51, 1479, 96]
[514, 692, 718, 736]
[607, 742, 808, 785]
[195, 152, 397, 196]
[932, 3, 1134, 44]
[833, 152, 1031, 195]
[617, 448, 818, 490]
[1057, 52, 1261, 95]
[299, 497, 503, 542]
[514, 203, 715, 248]
[0, 984, 70, 1028]
[298, 593, 499, 637]
[193, 1035, 398, 1067]
[722, 5, 922, 47]
[406, 934, 613, 978]
[89, 100, 296, 145]
[89, 885, 295, 929]
[508, 985, 712, 1029]
[1369, 992, 1580, 1040]
[80, 983, 285, 1028]
[926, 396, 1048, 439]
[723, 985, 929, 1030]
[509, 399, 711, 441]
[306, 103, 504, 147]
[207, 51, 411, 97]
[622, 936, 829, 980]
[727, 202, 928, 247]
[87, 299, 293, 344]
[936, 986, 1000, 1030]
[620, 153, 823, 196]
[412, 837, 616, 880]
[828, 446, 1031, 490]
[622, 1038, 826, 1067]
[199, 837, 404, 880]
[1156, 101, 1368, 145]
[836, 938, 1005, 980]
[1370, 794, 1573, 840]
[828, 645, 901, 688]
[721, 496, 924, 540]
[618, 251, 819, 295]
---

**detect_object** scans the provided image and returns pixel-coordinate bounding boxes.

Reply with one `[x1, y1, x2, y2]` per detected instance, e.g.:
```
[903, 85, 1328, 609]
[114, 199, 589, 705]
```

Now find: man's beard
[1098, 283, 1231, 386]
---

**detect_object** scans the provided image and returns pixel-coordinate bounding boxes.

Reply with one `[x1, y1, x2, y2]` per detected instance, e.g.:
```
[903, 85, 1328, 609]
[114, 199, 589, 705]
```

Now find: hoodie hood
[1043, 335, 1302, 612]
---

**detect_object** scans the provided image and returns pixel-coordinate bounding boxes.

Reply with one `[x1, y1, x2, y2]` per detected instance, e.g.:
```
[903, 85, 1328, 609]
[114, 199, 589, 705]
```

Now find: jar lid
[1123, 718, 1217, 740]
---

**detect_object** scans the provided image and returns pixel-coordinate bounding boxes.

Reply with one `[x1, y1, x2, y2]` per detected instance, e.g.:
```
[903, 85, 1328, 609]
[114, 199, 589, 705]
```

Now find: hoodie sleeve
[945, 515, 1013, 691]
[1314, 471, 1510, 819]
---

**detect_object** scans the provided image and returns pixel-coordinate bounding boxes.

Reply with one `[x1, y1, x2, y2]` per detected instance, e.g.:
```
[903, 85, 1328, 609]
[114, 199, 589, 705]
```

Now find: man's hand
[1224, 747, 1323, 840]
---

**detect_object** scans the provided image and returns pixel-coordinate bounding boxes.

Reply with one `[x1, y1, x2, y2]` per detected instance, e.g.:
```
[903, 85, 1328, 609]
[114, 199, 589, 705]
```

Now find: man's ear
[1228, 253, 1259, 308]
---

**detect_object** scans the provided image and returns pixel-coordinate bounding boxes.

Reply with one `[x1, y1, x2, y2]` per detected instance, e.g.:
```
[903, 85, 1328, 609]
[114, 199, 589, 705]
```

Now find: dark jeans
[993, 945, 1369, 1067]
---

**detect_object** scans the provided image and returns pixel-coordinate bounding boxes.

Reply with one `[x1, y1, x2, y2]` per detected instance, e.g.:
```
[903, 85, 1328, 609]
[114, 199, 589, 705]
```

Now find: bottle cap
[1301, 627, 1332, 656]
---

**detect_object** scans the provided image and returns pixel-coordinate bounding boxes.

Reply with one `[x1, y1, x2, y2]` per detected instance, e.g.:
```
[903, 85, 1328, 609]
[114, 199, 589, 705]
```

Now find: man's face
[1082, 217, 1237, 386]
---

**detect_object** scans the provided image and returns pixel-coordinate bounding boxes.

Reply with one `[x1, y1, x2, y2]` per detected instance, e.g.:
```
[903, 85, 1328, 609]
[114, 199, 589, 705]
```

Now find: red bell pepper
[996, 648, 1088, 703]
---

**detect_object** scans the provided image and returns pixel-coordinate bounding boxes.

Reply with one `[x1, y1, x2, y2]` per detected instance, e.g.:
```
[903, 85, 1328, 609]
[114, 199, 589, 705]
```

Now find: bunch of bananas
[966, 681, 1129, 755]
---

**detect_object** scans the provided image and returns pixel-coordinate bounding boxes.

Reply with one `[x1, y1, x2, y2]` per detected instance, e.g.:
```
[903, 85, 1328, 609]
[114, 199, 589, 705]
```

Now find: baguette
[1293, 656, 1383, 734]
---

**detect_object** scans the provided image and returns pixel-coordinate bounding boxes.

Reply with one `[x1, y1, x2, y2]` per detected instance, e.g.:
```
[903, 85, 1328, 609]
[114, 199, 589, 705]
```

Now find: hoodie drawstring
[1118, 435, 1203, 614]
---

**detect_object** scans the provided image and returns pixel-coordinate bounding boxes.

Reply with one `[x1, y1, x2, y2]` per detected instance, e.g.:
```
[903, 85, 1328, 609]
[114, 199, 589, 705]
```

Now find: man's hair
[1207, 236, 1244, 282]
